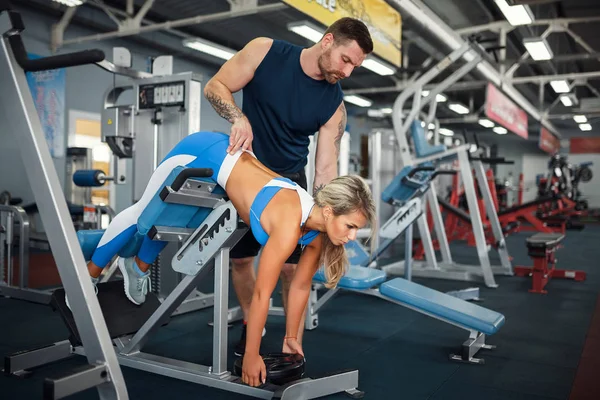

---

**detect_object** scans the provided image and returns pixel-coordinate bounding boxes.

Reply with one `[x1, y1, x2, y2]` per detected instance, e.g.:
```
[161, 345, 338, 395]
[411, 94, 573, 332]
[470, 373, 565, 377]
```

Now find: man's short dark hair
[324, 17, 373, 55]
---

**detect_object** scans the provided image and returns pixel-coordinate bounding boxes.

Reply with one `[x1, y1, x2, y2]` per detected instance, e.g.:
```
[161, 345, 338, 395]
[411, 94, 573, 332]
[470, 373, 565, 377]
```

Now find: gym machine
[2, 4, 366, 397]
[5, 165, 365, 399]
[101, 64, 210, 316]
[0, 1, 128, 397]
[380, 40, 513, 288]
[305, 165, 504, 364]
[66, 51, 211, 316]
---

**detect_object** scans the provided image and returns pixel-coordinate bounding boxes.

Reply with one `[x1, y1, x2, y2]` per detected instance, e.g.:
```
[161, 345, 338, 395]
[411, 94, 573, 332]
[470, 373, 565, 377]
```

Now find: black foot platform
[51, 281, 165, 346]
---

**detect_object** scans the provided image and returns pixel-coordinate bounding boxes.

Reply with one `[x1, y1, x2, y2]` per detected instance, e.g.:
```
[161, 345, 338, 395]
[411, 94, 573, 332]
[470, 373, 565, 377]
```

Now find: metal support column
[212, 248, 228, 375]
[0, 9, 127, 399]
[457, 150, 497, 287]
[472, 160, 513, 275]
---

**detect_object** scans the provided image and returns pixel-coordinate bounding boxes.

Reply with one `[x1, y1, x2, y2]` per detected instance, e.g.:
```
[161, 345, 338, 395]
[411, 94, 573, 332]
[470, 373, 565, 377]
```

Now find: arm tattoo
[334, 102, 347, 156]
[205, 91, 244, 123]
[313, 183, 325, 196]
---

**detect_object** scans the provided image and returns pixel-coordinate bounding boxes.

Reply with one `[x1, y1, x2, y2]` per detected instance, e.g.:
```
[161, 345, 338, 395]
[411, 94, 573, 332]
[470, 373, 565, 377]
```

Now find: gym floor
[1, 226, 599, 399]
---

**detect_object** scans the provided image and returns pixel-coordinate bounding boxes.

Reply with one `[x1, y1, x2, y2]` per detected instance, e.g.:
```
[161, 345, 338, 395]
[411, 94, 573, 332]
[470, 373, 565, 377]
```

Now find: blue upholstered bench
[313, 265, 504, 364]
[311, 160, 505, 364]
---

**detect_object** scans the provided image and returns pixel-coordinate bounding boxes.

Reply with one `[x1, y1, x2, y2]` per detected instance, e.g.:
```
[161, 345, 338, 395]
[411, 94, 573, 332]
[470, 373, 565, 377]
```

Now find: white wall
[521, 154, 549, 203]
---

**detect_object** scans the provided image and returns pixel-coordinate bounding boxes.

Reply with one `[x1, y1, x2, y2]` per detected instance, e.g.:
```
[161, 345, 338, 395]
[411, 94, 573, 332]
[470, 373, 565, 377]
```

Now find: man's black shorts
[229, 169, 309, 264]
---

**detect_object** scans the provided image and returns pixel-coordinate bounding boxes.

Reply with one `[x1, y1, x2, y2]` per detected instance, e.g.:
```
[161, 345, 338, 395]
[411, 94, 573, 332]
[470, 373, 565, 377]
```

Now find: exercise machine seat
[382, 165, 433, 204]
[526, 232, 563, 249]
[380, 278, 505, 336]
[410, 120, 446, 158]
[76, 166, 215, 260]
[313, 265, 387, 290]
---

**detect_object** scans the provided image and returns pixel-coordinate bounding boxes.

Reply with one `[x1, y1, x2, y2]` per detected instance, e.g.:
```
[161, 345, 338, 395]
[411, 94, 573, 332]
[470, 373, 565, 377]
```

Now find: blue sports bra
[249, 177, 320, 246]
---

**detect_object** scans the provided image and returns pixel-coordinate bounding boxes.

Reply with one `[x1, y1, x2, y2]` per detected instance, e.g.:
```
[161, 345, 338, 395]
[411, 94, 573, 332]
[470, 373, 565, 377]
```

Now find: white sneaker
[118, 257, 151, 305]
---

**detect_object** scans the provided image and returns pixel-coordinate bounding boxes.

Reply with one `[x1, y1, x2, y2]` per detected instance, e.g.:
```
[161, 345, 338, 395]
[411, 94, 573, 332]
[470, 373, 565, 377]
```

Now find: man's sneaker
[234, 324, 267, 357]
[65, 276, 99, 311]
[118, 257, 151, 305]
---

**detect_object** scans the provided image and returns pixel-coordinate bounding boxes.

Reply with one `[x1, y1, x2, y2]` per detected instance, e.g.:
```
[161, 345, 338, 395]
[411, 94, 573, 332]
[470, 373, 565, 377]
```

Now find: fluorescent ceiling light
[559, 95, 573, 107]
[494, 0, 534, 26]
[493, 126, 508, 135]
[439, 128, 454, 136]
[53, 0, 83, 6]
[287, 21, 324, 43]
[362, 58, 395, 76]
[182, 38, 235, 61]
[550, 80, 570, 94]
[448, 103, 470, 115]
[478, 118, 495, 128]
[579, 123, 592, 131]
[344, 95, 372, 108]
[421, 90, 430, 97]
[573, 115, 587, 123]
[368, 108, 393, 117]
[523, 37, 553, 61]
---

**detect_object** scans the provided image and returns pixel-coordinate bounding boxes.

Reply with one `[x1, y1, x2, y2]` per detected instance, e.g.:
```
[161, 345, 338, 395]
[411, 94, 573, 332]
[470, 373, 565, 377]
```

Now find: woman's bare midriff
[225, 152, 303, 236]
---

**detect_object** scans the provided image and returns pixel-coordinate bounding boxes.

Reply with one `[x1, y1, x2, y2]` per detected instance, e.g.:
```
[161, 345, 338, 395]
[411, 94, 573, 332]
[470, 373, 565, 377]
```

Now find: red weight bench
[514, 233, 586, 294]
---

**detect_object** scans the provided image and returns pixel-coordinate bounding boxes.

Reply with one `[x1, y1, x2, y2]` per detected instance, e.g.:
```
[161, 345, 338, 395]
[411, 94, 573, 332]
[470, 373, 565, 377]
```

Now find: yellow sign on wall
[283, 0, 402, 67]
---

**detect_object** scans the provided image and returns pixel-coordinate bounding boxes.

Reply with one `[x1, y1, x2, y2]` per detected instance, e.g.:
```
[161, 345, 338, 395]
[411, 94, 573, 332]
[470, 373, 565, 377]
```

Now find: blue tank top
[242, 40, 344, 174]
[248, 177, 319, 247]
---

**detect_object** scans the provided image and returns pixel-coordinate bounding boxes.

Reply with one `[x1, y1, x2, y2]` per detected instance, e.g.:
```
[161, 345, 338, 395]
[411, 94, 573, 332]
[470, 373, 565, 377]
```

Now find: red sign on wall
[485, 83, 529, 139]
[539, 126, 560, 154]
[570, 137, 600, 154]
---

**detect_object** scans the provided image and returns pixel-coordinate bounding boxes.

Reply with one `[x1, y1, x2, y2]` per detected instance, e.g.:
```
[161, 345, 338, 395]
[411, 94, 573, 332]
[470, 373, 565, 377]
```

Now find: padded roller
[73, 170, 105, 187]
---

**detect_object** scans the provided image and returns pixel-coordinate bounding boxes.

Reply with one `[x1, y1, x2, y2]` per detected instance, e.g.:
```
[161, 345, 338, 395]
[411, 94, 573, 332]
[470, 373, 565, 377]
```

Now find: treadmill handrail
[1, 4, 105, 71]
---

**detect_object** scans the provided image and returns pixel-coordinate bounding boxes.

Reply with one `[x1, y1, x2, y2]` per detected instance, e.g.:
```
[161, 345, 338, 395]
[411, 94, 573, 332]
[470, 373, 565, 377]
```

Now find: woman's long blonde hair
[313, 175, 376, 288]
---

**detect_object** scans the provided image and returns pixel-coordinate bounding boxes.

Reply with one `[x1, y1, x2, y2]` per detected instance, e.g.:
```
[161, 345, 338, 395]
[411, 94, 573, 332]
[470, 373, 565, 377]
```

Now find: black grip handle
[8, 35, 105, 72]
[406, 166, 435, 178]
[171, 168, 214, 191]
[431, 170, 457, 179]
[2, 5, 105, 72]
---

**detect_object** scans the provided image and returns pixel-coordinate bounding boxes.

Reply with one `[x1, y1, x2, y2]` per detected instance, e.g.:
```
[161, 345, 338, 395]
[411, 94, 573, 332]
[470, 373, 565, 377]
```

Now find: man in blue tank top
[204, 17, 373, 356]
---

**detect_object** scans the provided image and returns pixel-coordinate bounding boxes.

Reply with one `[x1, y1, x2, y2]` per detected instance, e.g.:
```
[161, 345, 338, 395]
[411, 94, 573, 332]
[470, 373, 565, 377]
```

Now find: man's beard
[318, 51, 344, 84]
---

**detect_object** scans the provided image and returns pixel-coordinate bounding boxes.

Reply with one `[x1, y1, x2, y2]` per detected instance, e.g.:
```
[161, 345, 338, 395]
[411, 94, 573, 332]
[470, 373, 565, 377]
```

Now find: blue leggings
[90, 131, 230, 268]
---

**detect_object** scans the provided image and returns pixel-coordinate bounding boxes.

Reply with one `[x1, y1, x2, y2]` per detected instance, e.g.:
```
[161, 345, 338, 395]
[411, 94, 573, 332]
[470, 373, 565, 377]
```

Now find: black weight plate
[234, 352, 305, 386]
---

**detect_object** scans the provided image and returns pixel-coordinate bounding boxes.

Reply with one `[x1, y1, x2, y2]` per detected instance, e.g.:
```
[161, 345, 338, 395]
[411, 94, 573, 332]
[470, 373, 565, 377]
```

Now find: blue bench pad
[382, 166, 419, 204]
[380, 278, 505, 335]
[313, 266, 387, 290]
[410, 120, 446, 158]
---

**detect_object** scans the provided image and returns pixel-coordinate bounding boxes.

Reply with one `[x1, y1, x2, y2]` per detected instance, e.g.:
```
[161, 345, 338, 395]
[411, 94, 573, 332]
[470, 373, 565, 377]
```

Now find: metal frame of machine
[379, 42, 513, 288]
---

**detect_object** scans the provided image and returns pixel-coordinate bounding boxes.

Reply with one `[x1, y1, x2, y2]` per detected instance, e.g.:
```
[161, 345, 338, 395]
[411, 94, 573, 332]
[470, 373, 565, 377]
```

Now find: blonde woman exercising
[78, 130, 376, 387]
